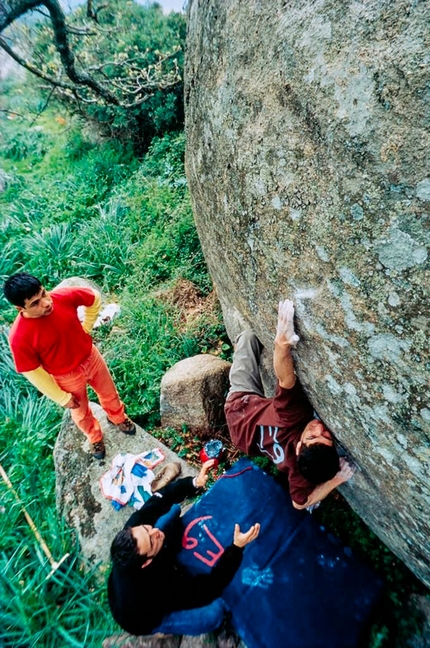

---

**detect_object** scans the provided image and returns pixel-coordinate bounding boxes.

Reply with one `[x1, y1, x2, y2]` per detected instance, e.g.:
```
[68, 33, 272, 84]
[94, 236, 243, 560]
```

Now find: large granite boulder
[55, 276, 102, 292]
[54, 403, 197, 570]
[185, 0, 430, 586]
[160, 355, 232, 435]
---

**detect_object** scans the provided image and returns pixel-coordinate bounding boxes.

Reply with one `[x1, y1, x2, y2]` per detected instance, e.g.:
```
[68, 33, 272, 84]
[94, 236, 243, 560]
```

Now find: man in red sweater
[4, 272, 135, 459]
[225, 300, 355, 509]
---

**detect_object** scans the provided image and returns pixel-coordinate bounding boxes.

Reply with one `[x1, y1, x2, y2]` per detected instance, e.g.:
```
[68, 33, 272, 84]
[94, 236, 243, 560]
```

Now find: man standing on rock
[108, 459, 260, 636]
[4, 272, 135, 460]
[225, 299, 355, 510]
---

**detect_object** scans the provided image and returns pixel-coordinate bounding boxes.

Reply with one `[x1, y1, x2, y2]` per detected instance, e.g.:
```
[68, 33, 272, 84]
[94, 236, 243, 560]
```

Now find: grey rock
[55, 276, 104, 296]
[102, 634, 180, 648]
[55, 407, 247, 647]
[54, 403, 197, 570]
[102, 629, 242, 648]
[160, 355, 231, 436]
[179, 636, 217, 647]
[185, 0, 430, 586]
[178, 625, 242, 648]
[408, 595, 430, 648]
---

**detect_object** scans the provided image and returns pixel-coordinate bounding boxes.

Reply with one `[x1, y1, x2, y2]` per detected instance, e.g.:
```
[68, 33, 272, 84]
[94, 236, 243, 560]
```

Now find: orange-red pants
[54, 345, 125, 443]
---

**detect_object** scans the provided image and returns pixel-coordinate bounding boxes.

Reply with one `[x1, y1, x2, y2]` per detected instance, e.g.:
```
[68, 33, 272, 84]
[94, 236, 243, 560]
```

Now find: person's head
[3, 273, 53, 318]
[296, 419, 339, 484]
[110, 524, 165, 571]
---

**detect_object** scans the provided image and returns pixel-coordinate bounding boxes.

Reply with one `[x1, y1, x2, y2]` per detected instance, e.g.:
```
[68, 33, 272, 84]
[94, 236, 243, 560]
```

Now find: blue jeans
[152, 598, 227, 636]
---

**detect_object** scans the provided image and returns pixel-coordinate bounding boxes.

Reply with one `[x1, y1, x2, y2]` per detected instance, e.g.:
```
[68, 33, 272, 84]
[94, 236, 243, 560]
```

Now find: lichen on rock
[185, 0, 430, 586]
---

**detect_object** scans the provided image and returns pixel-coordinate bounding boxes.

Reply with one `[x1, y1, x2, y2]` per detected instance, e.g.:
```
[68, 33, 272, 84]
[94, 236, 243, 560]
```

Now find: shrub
[23, 223, 79, 285]
[74, 199, 136, 291]
[30, 1, 186, 152]
[1, 130, 48, 162]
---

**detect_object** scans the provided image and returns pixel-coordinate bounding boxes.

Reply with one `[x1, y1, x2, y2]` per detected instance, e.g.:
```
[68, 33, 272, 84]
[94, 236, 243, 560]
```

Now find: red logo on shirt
[182, 516, 225, 567]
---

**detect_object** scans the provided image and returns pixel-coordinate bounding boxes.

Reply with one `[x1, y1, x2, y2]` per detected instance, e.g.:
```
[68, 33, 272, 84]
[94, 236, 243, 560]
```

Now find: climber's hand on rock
[275, 299, 300, 347]
[335, 458, 356, 484]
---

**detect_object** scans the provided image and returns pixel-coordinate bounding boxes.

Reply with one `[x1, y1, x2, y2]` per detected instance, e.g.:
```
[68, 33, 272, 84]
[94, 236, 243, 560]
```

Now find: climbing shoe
[91, 439, 106, 460]
[108, 415, 136, 435]
[151, 462, 182, 492]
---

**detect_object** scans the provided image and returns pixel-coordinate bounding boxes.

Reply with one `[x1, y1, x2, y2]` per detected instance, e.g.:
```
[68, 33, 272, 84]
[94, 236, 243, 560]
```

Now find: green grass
[0, 328, 117, 647]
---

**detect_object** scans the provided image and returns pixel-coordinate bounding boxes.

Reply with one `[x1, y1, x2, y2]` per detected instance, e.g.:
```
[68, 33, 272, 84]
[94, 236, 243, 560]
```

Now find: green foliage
[0, 240, 21, 285]
[73, 199, 136, 291]
[101, 293, 179, 423]
[0, 125, 139, 301]
[29, 0, 186, 150]
[64, 129, 96, 161]
[0, 329, 116, 647]
[2, 129, 49, 162]
[23, 223, 79, 284]
[0, 331, 59, 490]
[0, 516, 114, 648]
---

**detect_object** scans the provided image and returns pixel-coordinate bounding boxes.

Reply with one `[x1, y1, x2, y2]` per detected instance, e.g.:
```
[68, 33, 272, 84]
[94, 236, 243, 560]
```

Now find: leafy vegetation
[1, 1, 186, 152]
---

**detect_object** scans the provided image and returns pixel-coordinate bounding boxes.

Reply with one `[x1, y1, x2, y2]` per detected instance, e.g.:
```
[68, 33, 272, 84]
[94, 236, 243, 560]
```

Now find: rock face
[160, 355, 231, 435]
[103, 635, 180, 648]
[55, 276, 102, 293]
[185, 0, 430, 586]
[102, 629, 244, 648]
[54, 403, 197, 569]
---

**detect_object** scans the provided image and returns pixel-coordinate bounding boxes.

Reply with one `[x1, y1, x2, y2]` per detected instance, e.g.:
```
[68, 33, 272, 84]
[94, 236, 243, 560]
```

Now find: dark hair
[110, 527, 146, 571]
[297, 443, 340, 484]
[3, 273, 42, 307]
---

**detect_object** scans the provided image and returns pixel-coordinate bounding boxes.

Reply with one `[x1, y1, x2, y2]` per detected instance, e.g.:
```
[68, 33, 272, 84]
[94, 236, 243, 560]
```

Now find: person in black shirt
[108, 460, 260, 636]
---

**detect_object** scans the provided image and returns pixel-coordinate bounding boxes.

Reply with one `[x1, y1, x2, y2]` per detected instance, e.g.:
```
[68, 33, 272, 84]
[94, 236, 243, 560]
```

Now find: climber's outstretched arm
[292, 458, 356, 510]
[274, 299, 300, 389]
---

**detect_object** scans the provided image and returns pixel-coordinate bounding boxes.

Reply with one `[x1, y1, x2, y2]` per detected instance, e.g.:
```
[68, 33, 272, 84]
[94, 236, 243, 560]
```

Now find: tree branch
[0, 0, 44, 31]
[66, 25, 97, 35]
[43, 0, 120, 104]
[0, 0, 184, 125]
[29, 84, 55, 126]
[0, 35, 76, 89]
[0, 0, 120, 105]
[0, 108, 25, 117]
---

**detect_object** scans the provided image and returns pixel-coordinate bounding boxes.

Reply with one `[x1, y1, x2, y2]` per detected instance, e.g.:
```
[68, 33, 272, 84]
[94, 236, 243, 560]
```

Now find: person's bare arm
[292, 458, 356, 510]
[194, 460, 216, 488]
[274, 299, 300, 389]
